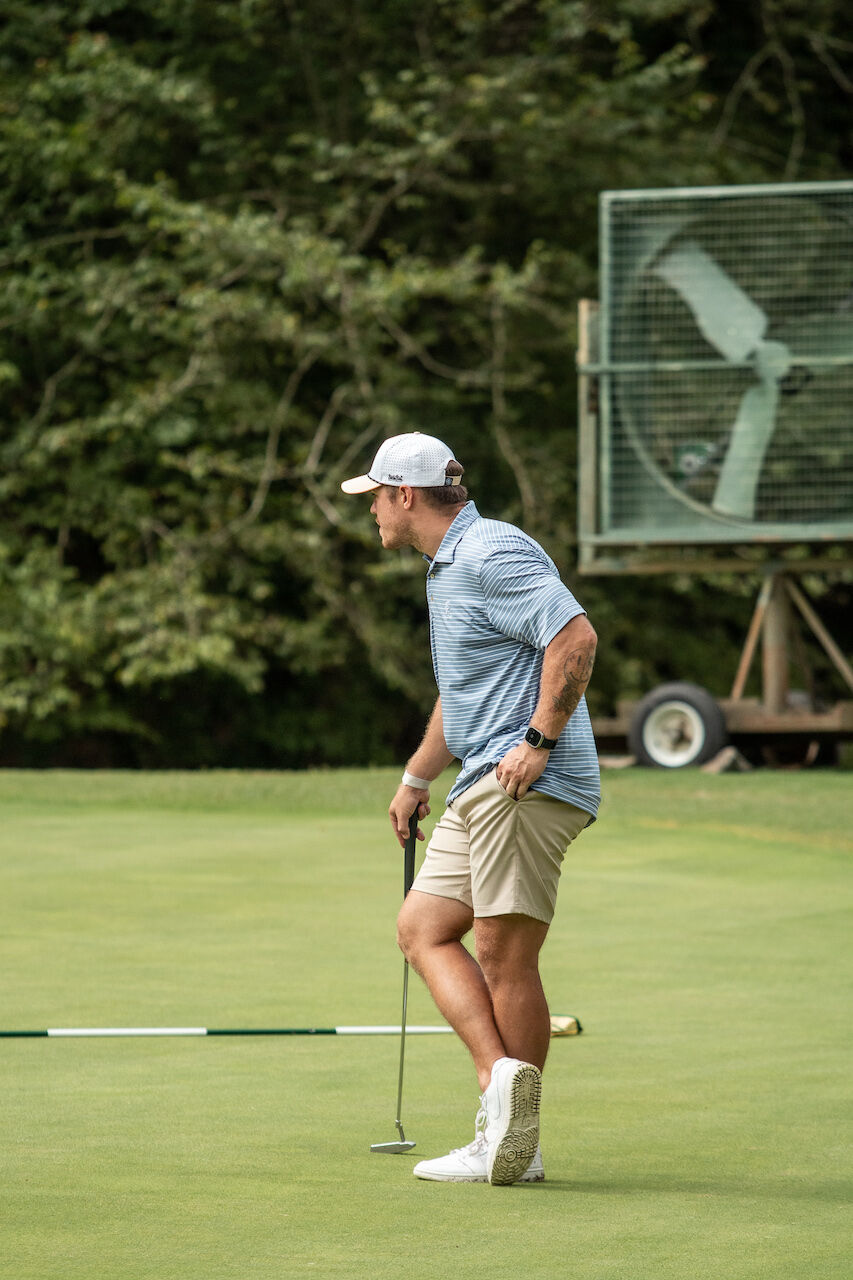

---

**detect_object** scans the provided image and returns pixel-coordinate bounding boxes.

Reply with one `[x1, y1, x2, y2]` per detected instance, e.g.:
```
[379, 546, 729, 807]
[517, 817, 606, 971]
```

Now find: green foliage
[0, 1, 850, 763]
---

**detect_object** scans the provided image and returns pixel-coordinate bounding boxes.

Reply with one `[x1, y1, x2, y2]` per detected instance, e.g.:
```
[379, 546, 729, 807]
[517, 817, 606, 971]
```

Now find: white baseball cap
[340, 432, 461, 494]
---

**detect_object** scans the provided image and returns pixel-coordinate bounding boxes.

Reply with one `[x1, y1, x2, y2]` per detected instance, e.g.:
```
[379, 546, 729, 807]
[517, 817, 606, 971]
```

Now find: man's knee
[396, 891, 473, 964]
[395, 899, 418, 961]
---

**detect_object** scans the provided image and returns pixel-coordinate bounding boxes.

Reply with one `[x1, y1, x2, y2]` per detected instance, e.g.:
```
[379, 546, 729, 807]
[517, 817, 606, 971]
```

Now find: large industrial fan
[577, 182, 853, 768]
[583, 181, 853, 551]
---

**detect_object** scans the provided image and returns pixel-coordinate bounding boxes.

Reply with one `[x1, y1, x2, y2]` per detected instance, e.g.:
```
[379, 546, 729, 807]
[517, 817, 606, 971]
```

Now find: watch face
[525, 728, 543, 747]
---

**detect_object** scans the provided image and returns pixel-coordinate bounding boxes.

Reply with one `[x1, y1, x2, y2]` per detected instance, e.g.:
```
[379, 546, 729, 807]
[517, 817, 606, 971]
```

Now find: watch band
[524, 726, 558, 750]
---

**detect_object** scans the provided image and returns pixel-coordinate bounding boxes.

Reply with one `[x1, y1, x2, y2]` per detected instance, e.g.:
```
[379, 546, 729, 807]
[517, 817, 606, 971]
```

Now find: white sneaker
[482, 1057, 542, 1186]
[413, 1116, 545, 1183]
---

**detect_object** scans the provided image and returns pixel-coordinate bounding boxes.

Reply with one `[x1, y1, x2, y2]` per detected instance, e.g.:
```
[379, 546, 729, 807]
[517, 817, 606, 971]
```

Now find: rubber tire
[628, 682, 727, 769]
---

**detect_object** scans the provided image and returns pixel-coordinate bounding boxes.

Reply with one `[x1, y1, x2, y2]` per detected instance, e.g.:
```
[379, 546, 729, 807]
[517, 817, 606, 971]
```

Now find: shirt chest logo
[429, 591, 453, 620]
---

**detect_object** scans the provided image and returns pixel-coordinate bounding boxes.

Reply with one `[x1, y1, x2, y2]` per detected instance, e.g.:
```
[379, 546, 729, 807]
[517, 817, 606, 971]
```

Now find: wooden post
[762, 573, 790, 714]
[786, 578, 853, 695]
[730, 575, 773, 701]
[577, 300, 599, 574]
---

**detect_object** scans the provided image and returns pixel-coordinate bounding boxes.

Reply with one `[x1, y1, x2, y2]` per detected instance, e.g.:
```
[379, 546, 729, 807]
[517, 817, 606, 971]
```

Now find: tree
[0, 1, 850, 764]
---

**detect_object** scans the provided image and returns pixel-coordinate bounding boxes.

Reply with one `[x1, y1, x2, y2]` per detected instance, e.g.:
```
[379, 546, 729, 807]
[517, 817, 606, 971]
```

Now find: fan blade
[712, 378, 780, 520]
[775, 312, 853, 362]
[654, 240, 768, 363]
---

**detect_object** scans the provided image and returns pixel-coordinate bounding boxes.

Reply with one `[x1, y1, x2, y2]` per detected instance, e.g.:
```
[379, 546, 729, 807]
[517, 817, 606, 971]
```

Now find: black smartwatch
[524, 726, 558, 750]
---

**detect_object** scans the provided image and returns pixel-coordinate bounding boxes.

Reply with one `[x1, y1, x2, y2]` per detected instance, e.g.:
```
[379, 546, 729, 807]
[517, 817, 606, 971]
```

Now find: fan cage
[582, 181, 853, 563]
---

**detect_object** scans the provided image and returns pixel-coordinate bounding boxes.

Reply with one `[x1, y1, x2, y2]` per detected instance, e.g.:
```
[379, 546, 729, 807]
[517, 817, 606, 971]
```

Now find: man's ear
[399, 484, 415, 509]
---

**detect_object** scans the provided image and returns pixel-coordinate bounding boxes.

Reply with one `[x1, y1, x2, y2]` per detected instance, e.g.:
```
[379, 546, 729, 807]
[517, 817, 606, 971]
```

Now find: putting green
[1, 768, 850, 1278]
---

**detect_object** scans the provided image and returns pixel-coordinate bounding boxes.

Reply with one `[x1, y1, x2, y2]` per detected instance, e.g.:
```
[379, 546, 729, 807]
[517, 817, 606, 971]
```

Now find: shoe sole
[487, 1063, 542, 1186]
[414, 1169, 544, 1183]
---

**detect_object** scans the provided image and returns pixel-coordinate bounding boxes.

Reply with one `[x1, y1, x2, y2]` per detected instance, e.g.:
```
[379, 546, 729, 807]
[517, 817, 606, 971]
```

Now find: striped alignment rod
[0, 1026, 455, 1039]
[0, 1016, 581, 1039]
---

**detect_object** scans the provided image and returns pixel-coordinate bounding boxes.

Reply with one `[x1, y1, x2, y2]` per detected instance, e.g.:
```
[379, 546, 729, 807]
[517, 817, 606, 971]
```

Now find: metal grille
[597, 182, 853, 543]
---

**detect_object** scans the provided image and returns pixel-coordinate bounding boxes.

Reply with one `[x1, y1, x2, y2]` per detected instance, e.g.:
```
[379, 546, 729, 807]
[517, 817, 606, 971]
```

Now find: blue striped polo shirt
[425, 502, 600, 819]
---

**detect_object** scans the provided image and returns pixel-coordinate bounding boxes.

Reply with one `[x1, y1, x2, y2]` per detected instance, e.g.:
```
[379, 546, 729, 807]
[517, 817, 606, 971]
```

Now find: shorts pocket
[491, 768, 521, 803]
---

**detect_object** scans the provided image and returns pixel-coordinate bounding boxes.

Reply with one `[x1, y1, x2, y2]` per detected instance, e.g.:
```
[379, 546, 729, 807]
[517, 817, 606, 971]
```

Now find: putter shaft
[394, 959, 409, 1141]
[371, 808, 419, 1154]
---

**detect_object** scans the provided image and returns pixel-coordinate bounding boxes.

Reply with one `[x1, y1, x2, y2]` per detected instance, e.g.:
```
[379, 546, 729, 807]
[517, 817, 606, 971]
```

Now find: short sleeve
[478, 546, 585, 649]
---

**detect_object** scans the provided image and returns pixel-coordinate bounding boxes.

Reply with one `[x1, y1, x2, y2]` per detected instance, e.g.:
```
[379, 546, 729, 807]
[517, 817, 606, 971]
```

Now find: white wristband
[402, 770, 432, 790]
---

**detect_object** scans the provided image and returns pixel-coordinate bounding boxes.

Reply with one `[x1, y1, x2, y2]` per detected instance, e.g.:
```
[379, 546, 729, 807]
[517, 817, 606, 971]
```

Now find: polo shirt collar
[424, 501, 479, 568]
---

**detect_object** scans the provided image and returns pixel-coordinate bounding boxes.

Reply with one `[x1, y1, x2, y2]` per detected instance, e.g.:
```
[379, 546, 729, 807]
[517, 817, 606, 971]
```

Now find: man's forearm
[406, 695, 454, 782]
[531, 616, 597, 740]
[389, 696, 452, 845]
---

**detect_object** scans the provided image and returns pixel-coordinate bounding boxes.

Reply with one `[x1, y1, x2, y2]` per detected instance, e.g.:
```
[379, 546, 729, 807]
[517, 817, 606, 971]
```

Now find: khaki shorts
[412, 768, 590, 924]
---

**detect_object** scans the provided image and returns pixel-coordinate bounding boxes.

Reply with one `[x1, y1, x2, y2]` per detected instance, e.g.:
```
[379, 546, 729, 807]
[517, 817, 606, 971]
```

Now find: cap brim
[340, 474, 381, 494]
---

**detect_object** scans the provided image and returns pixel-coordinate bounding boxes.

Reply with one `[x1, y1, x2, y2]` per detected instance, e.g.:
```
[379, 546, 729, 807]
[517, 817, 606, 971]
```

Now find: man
[341, 431, 599, 1186]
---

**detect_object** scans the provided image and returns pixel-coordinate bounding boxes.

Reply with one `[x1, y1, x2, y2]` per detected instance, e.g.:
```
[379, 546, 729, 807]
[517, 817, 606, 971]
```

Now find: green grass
[1, 767, 850, 1279]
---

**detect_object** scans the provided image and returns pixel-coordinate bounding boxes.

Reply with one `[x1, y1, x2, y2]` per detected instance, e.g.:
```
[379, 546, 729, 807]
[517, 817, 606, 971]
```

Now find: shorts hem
[472, 901, 554, 925]
[410, 882, 474, 911]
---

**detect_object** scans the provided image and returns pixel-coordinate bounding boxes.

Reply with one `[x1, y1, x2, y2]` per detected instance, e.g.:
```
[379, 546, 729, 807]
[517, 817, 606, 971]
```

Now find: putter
[370, 807, 419, 1154]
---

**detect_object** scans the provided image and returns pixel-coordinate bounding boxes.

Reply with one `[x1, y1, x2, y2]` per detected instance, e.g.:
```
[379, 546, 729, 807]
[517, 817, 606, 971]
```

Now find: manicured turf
[1, 767, 850, 1278]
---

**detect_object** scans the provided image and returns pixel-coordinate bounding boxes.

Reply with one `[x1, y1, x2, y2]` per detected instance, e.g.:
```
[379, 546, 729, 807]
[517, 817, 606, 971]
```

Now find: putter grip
[404, 810, 417, 897]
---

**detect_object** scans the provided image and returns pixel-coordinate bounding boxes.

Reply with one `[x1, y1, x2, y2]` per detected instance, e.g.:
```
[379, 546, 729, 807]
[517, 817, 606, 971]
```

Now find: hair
[419, 460, 469, 509]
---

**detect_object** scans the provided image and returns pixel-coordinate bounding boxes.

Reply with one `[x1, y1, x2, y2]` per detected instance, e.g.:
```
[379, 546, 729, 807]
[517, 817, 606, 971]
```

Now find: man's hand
[495, 614, 597, 801]
[495, 741, 549, 800]
[389, 784, 431, 847]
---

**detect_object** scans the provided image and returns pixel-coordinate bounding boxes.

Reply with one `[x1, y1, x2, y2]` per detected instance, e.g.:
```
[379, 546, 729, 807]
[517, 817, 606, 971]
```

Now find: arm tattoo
[552, 646, 596, 717]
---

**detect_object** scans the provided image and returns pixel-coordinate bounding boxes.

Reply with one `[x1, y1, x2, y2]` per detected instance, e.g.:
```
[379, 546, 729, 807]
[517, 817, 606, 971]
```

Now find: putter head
[370, 1140, 417, 1154]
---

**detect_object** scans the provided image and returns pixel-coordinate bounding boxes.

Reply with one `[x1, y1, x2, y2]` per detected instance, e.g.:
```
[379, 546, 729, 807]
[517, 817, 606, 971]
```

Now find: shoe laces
[449, 1104, 489, 1159]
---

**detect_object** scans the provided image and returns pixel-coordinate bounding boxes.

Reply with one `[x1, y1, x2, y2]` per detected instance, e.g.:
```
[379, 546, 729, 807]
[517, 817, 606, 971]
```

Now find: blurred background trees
[1, 0, 850, 766]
